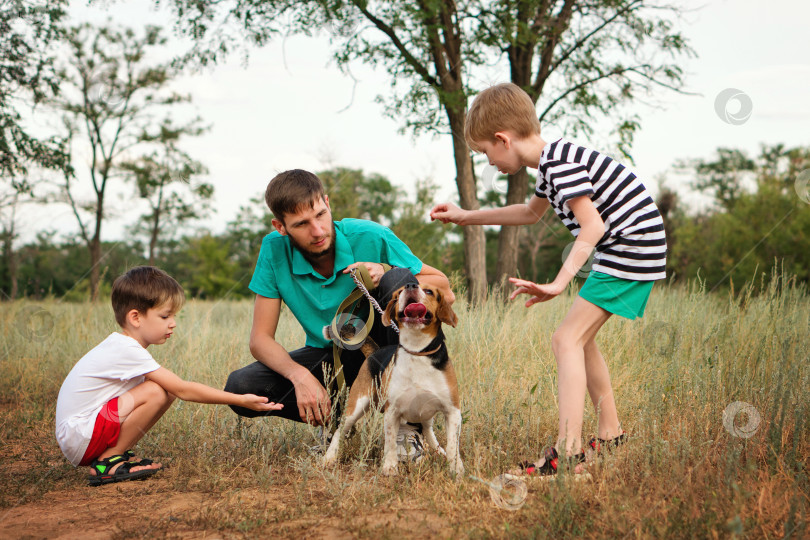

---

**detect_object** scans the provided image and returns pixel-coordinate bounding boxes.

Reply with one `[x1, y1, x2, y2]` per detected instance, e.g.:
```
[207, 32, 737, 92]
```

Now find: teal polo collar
[290, 223, 355, 282]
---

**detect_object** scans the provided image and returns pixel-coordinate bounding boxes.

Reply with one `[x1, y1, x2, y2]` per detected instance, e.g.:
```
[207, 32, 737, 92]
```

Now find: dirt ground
[1, 474, 452, 539]
[0, 420, 465, 540]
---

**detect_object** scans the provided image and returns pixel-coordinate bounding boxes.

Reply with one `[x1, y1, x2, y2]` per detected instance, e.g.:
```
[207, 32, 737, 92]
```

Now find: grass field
[1, 275, 808, 538]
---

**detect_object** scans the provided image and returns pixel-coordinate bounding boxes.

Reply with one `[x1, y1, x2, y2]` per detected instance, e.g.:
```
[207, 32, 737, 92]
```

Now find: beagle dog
[322, 282, 462, 476]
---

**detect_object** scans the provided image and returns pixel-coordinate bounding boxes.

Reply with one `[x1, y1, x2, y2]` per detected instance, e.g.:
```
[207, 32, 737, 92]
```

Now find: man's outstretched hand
[509, 277, 564, 307]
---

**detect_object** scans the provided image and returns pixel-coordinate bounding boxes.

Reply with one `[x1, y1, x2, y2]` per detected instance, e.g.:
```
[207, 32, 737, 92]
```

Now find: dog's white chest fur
[387, 351, 452, 424]
[322, 282, 463, 476]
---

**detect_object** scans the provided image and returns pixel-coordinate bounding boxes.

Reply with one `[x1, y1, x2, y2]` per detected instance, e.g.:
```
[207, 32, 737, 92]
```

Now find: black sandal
[517, 447, 586, 476]
[87, 453, 161, 486]
[587, 431, 627, 455]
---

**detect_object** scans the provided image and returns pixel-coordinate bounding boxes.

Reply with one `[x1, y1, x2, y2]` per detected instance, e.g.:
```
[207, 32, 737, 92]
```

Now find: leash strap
[329, 263, 393, 392]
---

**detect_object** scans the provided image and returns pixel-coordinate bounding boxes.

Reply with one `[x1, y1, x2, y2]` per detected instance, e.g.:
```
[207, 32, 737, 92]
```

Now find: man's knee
[224, 366, 253, 395]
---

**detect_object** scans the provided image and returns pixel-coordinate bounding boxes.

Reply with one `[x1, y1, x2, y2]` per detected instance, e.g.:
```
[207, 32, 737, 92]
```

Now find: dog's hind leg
[323, 395, 371, 466]
[422, 417, 446, 457]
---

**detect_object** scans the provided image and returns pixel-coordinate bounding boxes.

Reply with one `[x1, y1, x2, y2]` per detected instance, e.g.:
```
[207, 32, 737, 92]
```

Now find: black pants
[225, 266, 417, 422]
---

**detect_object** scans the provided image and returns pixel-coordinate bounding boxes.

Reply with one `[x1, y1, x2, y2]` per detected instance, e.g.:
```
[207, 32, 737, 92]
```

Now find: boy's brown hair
[465, 83, 541, 151]
[112, 266, 185, 327]
[265, 169, 326, 223]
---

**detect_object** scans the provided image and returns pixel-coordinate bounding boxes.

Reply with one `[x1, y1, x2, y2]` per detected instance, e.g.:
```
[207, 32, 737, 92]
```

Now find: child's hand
[241, 394, 284, 412]
[508, 278, 564, 307]
[430, 202, 467, 225]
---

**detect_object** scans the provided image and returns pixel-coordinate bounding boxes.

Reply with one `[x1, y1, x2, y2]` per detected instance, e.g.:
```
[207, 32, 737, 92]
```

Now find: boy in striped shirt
[430, 82, 666, 476]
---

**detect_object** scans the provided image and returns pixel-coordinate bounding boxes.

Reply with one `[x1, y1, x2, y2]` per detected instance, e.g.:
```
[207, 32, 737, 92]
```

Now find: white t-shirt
[55, 332, 161, 465]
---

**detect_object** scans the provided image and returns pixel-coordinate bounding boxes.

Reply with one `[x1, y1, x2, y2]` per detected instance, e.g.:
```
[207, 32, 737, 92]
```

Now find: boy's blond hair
[111, 266, 185, 326]
[465, 83, 541, 151]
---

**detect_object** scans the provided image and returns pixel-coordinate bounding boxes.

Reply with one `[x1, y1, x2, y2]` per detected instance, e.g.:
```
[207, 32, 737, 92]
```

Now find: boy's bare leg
[584, 339, 622, 440]
[91, 381, 174, 475]
[551, 297, 612, 460]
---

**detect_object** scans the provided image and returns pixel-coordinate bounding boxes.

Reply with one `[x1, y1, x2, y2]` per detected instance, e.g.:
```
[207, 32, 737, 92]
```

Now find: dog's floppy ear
[436, 293, 458, 328]
[382, 291, 399, 327]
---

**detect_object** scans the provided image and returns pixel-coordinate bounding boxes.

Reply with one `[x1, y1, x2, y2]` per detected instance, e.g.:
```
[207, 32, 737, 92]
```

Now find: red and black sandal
[516, 447, 587, 477]
[588, 430, 628, 454]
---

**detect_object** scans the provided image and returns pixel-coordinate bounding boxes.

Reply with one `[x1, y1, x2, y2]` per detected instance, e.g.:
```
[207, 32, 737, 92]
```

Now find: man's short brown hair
[111, 266, 185, 327]
[465, 83, 541, 151]
[265, 169, 326, 223]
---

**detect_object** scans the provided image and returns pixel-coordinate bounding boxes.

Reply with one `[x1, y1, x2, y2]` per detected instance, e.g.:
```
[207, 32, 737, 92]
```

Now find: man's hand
[509, 277, 564, 307]
[343, 261, 386, 287]
[430, 202, 467, 225]
[290, 369, 331, 426]
[241, 394, 284, 412]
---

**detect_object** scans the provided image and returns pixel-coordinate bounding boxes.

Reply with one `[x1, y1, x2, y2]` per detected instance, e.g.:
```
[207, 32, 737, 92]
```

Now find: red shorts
[79, 398, 121, 466]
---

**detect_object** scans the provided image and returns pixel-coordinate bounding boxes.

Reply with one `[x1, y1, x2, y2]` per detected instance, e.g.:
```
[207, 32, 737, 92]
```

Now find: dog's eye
[424, 289, 434, 296]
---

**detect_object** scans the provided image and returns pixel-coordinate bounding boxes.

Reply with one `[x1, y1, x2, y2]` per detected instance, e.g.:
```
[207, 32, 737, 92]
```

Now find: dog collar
[402, 344, 443, 356]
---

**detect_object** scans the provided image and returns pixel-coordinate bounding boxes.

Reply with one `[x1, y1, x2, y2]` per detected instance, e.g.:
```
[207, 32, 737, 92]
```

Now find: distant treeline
[4, 146, 810, 301]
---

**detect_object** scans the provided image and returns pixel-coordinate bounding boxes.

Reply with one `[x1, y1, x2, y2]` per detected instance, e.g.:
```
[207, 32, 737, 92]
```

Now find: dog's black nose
[404, 282, 419, 290]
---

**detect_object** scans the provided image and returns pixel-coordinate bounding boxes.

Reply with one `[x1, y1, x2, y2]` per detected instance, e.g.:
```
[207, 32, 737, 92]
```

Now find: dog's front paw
[449, 459, 464, 477]
[381, 463, 399, 477]
[435, 446, 447, 457]
[322, 450, 337, 467]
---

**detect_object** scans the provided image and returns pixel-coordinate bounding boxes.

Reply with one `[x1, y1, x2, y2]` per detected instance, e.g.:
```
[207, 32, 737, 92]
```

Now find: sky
[16, 0, 810, 244]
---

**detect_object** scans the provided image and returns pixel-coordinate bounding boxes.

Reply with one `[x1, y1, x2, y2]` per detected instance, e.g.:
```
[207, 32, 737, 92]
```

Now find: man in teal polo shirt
[225, 169, 454, 459]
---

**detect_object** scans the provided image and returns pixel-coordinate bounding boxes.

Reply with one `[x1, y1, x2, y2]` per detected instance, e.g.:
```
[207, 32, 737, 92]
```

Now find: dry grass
[0, 275, 808, 538]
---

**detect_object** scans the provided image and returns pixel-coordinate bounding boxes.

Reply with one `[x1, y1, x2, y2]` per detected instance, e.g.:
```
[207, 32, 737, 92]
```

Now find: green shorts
[578, 271, 655, 320]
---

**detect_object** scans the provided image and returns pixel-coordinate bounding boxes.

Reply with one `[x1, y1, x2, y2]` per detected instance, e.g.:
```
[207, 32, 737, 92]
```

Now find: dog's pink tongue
[404, 303, 427, 318]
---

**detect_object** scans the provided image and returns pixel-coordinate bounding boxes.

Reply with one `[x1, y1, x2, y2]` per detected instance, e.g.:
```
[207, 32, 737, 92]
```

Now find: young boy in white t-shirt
[55, 266, 282, 486]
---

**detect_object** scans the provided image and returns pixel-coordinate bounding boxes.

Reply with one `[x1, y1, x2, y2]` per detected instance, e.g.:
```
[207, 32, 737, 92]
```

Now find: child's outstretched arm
[146, 367, 283, 412]
[430, 195, 549, 226]
[510, 195, 604, 307]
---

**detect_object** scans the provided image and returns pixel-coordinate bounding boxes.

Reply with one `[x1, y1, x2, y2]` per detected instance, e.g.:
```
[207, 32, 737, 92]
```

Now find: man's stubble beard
[289, 220, 337, 266]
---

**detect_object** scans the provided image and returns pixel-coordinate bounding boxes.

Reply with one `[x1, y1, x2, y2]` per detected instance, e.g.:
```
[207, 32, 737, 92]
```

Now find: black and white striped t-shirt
[535, 138, 667, 281]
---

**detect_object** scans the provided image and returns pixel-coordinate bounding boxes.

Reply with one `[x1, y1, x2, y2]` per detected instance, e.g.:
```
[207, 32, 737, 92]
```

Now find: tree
[120, 120, 213, 265]
[669, 144, 810, 288]
[0, 0, 68, 177]
[390, 178, 453, 271]
[12, 231, 146, 300]
[1, 0, 71, 299]
[165, 0, 489, 302]
[54, 23, 194, 301]
[318, 167, 402, 224]
[0, 179, 32, 299]
[162, 0, 694, 301]
[177, 233, 243, 298]
[680, 148, 756, 211]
